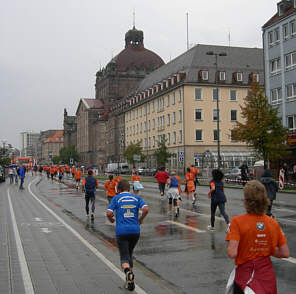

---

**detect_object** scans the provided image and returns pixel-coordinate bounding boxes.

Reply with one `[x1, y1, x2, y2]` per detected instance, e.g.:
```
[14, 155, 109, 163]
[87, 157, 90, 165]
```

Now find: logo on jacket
[256, 222, 265, 231]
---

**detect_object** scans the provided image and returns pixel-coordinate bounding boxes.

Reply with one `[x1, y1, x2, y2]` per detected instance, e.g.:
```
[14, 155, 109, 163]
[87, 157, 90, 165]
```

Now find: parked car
[136, 167, 157, 176]
[224, 167, 242, 182]
[0, 165, 5, 182]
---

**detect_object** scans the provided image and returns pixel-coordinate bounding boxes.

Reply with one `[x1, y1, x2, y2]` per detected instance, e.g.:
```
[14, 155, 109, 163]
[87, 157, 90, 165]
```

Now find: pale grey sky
[0, 0, 279, 148]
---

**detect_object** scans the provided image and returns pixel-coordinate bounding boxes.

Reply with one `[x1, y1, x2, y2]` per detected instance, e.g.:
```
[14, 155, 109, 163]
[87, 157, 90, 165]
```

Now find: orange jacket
[104, 180, 116, 197]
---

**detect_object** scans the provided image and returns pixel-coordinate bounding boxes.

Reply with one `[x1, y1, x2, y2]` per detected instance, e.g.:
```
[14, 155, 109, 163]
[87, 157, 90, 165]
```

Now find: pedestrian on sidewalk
[260, 169, 278, 217]
[8, 167, 14, 184]
[154, 167, 169, 197]
[104, 175, 116, 203]
[225, 180, 289, 294]
[106, 180, 148, 291]
[19, 164, 26, 190]
[207, 169, 230, 231]
[82, 169, 98, 221]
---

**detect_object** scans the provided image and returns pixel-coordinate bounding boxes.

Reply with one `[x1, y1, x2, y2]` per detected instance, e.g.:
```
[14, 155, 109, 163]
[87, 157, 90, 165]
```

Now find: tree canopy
[123, 142, 146, 165]
[58, 146, 79, 164]
[231, 83, 289, 166]
[153, 139, 172, 167]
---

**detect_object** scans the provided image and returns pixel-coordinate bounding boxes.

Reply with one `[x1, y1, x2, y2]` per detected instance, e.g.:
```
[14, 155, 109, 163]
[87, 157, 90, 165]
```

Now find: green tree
[59, 146, 79, 164]
[231, 83, 289, 167]
[153, 139, 172, 167]
[123, 142, 146, 165]
[0, 148, 10, 166]
[52, 156, 60, 164]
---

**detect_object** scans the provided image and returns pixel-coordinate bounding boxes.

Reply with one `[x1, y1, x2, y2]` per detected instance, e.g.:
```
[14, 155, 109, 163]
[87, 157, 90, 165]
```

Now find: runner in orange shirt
[104, 175, 116, 203]
[49, 166, 55, 182]
[65, 165, 70, 178]
[190, 164, 199, 198]
[226, 180, 289, 294]
[131, 172, 143, 195]
[113, 175, 123, 194]
[71, 166, 76, 179]
[75, 168, 82, 189]
[185, 167, 196, 204]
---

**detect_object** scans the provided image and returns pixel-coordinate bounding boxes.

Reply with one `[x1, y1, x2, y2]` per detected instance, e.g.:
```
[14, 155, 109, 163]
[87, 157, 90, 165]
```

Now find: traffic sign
[178, 151, 184, 162]
[133, 154, 141, 161]
[69, 158, 74, 164]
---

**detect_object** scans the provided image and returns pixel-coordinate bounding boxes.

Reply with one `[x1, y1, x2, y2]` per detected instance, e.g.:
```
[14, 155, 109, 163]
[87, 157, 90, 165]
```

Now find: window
[173, 131, 176, 144]
[179, 130, 182, 143]
[271, 88, 282, 104]
[172, 92, 176, 105]
[195, 109, 202, 120]
[152, 119, 155, 130]
[290, 20, 296, 36]
[133, 125, 135, 135]
[148, 120, 151, 131]
[178, 89, 182, 102]
[213, 130, 220, 141]
[286, 83, 296, 98]
[152, 101, 155, 112]
[195, 88, 202, 100]
[230, 90, 237, 101]
[268, 31, 273, 45]
[140, 123, 142, 133]
[274, 28, 280, 43]
[213, 109, 218, 121]
[136, 124, 139, 134]
[283, 23, 289, 39]
[153, 136, 155, 147]
[270, 58, 281, 73]
[288, 115, 296, 130]
[195, 130, 202, 141]
[167, 133, 171, 145]
[167, 95, 170, 107]
[126, 127, 129, 136]
[230, 130, 237, 142]
[167, 113, 170, 126]
[236, 72, 243, 81]
[178, 110, 182, 122]
[201, 70, 208, 80]
[230, 110, 237, 121]
[136, 109, 138, 119]
[219, 71, 226, 81]
[147, 103, 150, 114]
[285, 51, 296, 68]
[212, 88, 219, 101]
[173, 112, 176, 124]
[139, 107, 142, 117]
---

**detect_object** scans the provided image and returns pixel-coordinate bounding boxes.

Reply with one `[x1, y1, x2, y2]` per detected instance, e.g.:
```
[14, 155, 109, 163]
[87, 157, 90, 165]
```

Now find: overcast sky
[0, 0, 279, 148]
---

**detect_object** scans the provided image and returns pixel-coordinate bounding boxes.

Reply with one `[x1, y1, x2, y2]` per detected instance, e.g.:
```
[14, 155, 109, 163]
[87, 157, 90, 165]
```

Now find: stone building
[63, 108, 77, 148]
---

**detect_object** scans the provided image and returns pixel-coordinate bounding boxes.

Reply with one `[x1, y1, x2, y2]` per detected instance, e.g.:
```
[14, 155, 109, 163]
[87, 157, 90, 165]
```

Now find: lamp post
[206, 51, 227, 169]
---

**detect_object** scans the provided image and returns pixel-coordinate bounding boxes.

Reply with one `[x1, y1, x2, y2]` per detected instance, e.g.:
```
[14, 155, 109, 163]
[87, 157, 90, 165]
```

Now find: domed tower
[95, 26, 164, 106]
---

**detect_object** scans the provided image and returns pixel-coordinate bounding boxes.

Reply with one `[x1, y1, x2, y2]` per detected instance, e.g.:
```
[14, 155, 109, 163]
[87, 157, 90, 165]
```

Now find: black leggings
[158, 182, 166, 194]
[85, 194, 95, 214]
[210, 202, 229, 227]
[116, 234, 140, 268]
[233, 282, 244, 294]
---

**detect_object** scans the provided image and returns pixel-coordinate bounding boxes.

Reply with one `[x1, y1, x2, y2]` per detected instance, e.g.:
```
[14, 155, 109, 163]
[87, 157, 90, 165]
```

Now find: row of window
[270, 83, 296, 104]
[195, 88, 239, 101]
[268, 19, 296, 46]
[198, 71, 259, 83]
[195, 109, 237, 121]
[270, 51, 296, 74]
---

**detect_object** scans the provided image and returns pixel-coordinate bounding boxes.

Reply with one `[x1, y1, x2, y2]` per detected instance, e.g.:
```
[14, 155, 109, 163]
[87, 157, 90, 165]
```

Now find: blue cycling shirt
[107, 192, 147, 236]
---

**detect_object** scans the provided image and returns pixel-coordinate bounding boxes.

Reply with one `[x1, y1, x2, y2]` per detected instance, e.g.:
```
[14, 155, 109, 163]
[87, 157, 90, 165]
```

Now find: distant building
[38, 130, 64, 163]
[262, 0, 296, 155]
[20, 131, 40, 157]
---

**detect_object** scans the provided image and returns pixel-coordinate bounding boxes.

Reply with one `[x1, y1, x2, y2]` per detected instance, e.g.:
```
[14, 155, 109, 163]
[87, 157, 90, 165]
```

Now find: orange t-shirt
[50, 167, 55, 175]
[190, 167, 199, 176]
[131, 174, 141, 182]
[71, 167, 76, 174]
[185, 172, 195, 192]
[75, 170, 82, 180]
[226, 214, 287, 266]
[104, 180, 116, 197]
[65, 166, 70, 172]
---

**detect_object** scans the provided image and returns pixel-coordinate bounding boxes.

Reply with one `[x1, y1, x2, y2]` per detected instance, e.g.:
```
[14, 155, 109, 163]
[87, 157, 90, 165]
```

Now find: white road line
[28, 179, 148, 294]
[7, 189, 35, 294]
[166, 220, 206, 233]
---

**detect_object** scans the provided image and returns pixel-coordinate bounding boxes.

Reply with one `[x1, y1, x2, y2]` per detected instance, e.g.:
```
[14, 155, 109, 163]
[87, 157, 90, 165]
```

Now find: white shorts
[167, 188, 179, 199]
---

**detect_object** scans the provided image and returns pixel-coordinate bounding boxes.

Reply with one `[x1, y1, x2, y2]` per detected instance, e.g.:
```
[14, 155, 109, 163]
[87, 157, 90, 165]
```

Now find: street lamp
[206, 51, 227, 169]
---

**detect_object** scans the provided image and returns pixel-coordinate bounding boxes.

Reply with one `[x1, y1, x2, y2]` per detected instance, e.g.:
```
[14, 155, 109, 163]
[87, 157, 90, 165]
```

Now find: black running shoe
[125, 271, 135, 291]
[91, 214, 94, 221]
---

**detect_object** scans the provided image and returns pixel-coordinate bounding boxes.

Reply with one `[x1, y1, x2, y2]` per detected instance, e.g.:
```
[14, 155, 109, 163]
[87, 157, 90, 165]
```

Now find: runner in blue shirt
[106, 180, 148, 291]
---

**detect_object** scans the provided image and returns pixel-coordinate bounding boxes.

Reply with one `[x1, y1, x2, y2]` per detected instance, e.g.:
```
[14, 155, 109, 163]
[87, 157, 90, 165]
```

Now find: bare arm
[106, 210, 115, 223]
[227, 240, 239, 259]
[139, 206, 149, 224]
[273, 244, 290, 258]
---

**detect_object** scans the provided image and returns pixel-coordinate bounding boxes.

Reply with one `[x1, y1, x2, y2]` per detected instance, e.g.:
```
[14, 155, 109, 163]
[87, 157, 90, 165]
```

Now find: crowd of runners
[6, 162, 290, 292]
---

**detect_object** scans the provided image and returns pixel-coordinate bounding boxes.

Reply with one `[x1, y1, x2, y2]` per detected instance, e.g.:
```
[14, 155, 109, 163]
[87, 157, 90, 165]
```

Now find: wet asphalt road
[0, 174, 296, 294]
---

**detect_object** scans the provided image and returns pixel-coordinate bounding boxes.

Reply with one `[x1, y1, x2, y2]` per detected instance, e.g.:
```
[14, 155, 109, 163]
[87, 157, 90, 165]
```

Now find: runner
[106, 180, 149, 291]
[113, 175, 123, 194]
[104, 175, 116, 203]
[74, 168, 82, 190]
[207, 169, 230, 231]
[154, 167, 169, 197]
[38, 165, 43, 176]
[19, 164, 26, 190]
[71, 166, 76, 179]
[190, 164, 199, 198]
[166, 171, 181, 217]
[58, 166, 64, 183]
[50, 165, 55, 182]
[225, 180, 289, 294]
[131, 171, 143, 195]
[82, 169, 98, 221]
[185, 167, 196, 204]
[65, 165, 70, 178]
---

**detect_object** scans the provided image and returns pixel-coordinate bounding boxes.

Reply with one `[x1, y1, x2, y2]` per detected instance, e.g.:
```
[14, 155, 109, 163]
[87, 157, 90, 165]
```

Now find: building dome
[108, 27, 164, 73]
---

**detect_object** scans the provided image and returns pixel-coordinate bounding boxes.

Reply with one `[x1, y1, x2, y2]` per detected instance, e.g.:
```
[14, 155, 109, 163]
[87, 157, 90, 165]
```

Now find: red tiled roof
[83, 98, 104, 109]
[44, 130, 63, 143]
[263, 7, 296, 28]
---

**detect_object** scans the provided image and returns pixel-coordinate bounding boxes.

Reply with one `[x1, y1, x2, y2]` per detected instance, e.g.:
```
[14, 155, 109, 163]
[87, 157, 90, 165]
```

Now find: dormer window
[218, 71, 226, 81]
[235, 72, 243, 82]
[250, 73, 260, 83]
[200, 70, 208, 81]
[278, 3, 285, 16]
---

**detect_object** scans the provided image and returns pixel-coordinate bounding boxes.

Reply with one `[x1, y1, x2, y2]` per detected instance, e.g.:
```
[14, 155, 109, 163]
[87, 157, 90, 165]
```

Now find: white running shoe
[207, 225, 215, 231]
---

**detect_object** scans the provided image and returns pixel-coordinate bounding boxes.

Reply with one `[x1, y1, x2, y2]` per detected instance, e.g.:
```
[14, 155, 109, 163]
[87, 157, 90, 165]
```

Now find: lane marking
[7, 189, 35, 294]
[28, 179, 148, 294]
[166, 220, 206, 233]
[40, 228, 51, 234]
